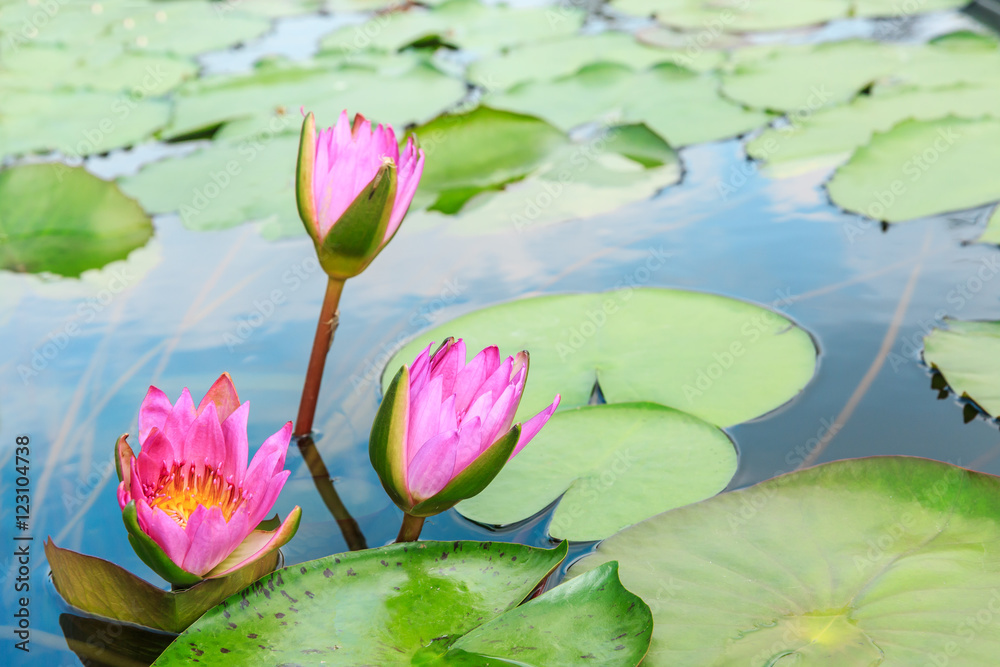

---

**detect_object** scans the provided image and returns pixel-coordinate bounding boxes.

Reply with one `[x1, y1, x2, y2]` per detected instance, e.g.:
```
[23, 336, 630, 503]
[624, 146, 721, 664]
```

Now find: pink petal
[180, 402, 227, 472]
[463, 390, 495, 432]
[136, 501, 189, 566]
[138, 386, 173, 445]
[431, 339, 466, 397]
[246, 469, 291, 528]
[407, 375, 444, 464]
[408, 343, 436, 396]
[181, 505, 242, 576]
[117, 481, 130, 510]
[453, 346, 500, 414]
[438, 394, 458, 434]
[162, 388, 197, 446]
[244, 421, 292, 491]
[406, 430, 459, 501]
[480, 383, 519, 449]
[206, 507, 301, 578]
[196, 373, 241, 423]
[512, 394, 561, 458]
[385, 140, 425, 241]
[221, 402, 250, 483]
[453, 416, 484, 475]
[476, 356, 514, 413]
[136, 428, 174, 486]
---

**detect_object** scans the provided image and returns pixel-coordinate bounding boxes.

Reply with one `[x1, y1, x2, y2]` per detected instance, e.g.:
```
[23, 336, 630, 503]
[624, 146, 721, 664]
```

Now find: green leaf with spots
[383, 289, 817, 428]
[152, 541, 572, 665]
[486, 63, 773, 147]
[0, 164, 153, 277]
[923, 318, 1000, 417]
[570, 456, 1000, 666]
[827, 116, 1000, 223]
[458, 403, 737, 541]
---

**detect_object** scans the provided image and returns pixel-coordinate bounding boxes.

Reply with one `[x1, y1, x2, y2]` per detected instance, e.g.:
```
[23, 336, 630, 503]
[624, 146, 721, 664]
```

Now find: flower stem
[396, 513, 426, 543]
[296, 435, 367, 551]
[294, 277, 345, 438]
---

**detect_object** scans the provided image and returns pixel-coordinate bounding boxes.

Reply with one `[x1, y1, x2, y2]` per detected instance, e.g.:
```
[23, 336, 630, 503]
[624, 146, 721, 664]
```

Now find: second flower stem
[396, 513, 426, 543]
[294, 276, 345, 438]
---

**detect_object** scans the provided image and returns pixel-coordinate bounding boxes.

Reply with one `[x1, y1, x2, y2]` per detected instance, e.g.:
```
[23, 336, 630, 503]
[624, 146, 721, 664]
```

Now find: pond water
[4, 4, 1000, 665]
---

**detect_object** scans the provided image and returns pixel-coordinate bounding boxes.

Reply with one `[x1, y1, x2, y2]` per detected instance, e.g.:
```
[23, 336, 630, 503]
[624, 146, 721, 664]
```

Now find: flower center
[146, 462, 243, 528]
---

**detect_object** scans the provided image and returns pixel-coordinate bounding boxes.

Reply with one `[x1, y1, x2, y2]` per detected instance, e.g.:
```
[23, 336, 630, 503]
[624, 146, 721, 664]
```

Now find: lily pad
[0, 89, 170, 158]
[468, 31, 723, 91]
[923, 319, 1000, 417]
[164, 57, 465, 140]
[887, 35, 1000, 89]
[150, 541, 634, 666]
[383, 289, 817, 428]
[0, 164, 153, 277]
[458, 403, 737, 542]
[45, 539, 279, 634]
[827, 115, 1000, 223]
[747, 84, 1000, 174]
[319, 0, 585, 56]
[852, 0, 967, 16]
[487, 63, 773, 147]
[613, 0, 850, 32]
[720, 40, 902, 112]
[570, 456, 1000, 666]
[979, 205, 1000, 245]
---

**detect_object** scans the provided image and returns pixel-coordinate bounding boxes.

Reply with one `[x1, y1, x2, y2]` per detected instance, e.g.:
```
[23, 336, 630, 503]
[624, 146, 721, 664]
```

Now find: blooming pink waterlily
[371, 338, 560, 517]
[116, 373, 301, 586]
[296, 109, 424, 280]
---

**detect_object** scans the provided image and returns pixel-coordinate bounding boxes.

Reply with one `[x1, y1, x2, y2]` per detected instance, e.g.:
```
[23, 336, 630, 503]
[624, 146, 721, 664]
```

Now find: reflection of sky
[5, 15, 1000, 667]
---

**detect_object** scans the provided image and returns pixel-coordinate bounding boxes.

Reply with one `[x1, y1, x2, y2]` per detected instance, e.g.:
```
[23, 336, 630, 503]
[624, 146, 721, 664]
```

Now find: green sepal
[115, 433, 134, 485]
[295, 112, 319, 244]
[370, 365, 411, 511]
[410, 424, 522, 517]
[315, 161, 397, 280]
[122, 501, 202, 588]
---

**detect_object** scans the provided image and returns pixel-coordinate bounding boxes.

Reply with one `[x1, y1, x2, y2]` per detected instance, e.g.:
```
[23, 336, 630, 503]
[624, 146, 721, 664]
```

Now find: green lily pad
[613, 0, 850, 32]
[747, 84, 1000, 174]
[458, 403, 737, 541]
[851, 0, 967, 16]
[487, 63, 773, 147]
[979, 205, 1000, 245]
[152, 541, 580, 665]
[0, 89, 169, 158]
[0, 44, 197, 94]
[0, 164, 153, 277]
[720, 40, 902, 112]
[887, 35, 1000, 88]
[319, 0, 585, 56]
[923, 319, 1000, 417]
[468, 31, 722, 91]
[118, 134, 301, 239]
[383, 288, 817, 428]
[164, 57, 465, 140]
[570, 456, 1000, 666]
[45, 538, 279, 634]
[827, 116, 1000, 223]
[0, 0, 271, 55]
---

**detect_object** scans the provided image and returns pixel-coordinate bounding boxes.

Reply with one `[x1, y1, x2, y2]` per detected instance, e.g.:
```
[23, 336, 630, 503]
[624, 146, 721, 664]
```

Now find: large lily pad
[0, 164, 153, 277]
[0, 89, 169, 158]
[458, 403, 737, 541]
[164, 56, 465, 140]
[613, 0, 850, 32]
[383, 289, 817, 428]
[923, 319, 1000, 417]
[887, 34, 1000, 88]
[827, 116, 1000, 223]
[570, 456, 1000, 666]
[149, 541, 648, 666]
[720, 40, 902, 112]
[747, 84, 1000, 174]
[852, 0, 968, 16]
[487, 63, 773, 147]
[319, 0, 585, 56]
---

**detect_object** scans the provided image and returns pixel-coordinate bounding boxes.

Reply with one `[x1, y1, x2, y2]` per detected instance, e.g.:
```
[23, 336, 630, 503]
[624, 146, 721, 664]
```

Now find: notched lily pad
[923, 318, 1000, 418]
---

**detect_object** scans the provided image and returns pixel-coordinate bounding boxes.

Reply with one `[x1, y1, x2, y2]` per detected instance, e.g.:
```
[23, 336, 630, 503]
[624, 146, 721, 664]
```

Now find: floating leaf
[570, 456, 1000, 666]
[458, 403, 737, 541]
[827, 116, 1000, 223]
[383, 289, 817, 428]
[851, 0, 967, 17]
[45, 539, 279, 634]
[887, 34, 1000, 88]
[720, 40, 902, 112]
[152, 541, 570, 665]
[319, 0, 584, 56]
[979, 205, 1000, 245]
[613, 0, 850, 32]
[487, 63, 773, 147]
[923, 318, 1000, 417]
[747, 84, 1000, 174]
[0, 164, 153, 277]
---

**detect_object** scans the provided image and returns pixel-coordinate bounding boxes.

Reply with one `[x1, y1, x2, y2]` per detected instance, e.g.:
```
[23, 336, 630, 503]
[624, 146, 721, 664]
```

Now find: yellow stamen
[146, 462, 244, 528]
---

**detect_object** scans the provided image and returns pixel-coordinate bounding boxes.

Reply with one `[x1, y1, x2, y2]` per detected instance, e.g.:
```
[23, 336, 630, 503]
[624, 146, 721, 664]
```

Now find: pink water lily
[371, 338, 560, 520]
[296, 109, 424, 280]
[116, 373, 300, 586]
